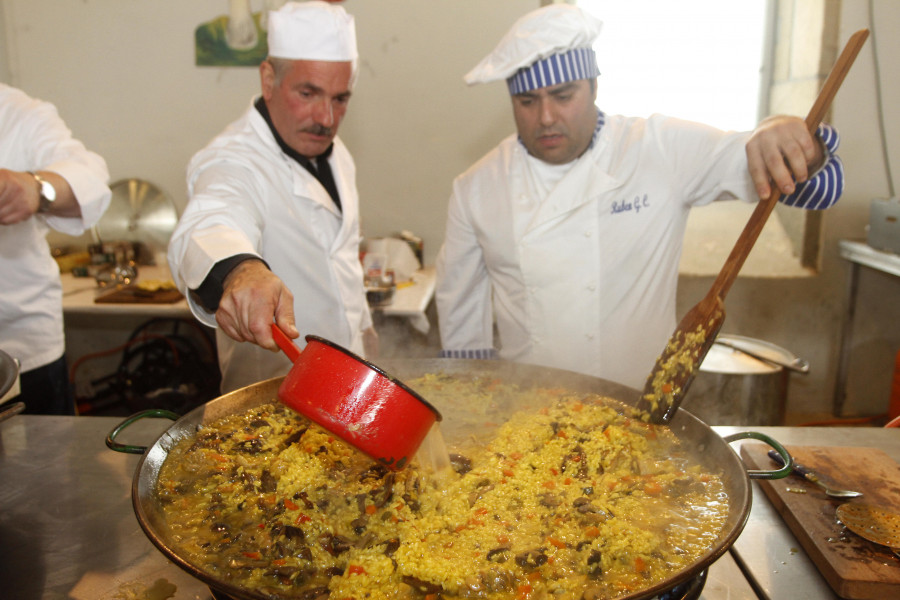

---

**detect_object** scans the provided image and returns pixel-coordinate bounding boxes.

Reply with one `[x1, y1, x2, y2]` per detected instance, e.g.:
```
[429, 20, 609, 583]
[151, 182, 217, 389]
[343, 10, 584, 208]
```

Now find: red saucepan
[270, 324, 441, 470]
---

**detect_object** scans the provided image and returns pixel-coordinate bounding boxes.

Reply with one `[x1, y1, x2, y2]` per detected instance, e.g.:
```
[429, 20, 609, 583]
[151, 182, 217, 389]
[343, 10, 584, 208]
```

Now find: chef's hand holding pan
[745, 115, 825, 201]
[216, 258, 298, 351]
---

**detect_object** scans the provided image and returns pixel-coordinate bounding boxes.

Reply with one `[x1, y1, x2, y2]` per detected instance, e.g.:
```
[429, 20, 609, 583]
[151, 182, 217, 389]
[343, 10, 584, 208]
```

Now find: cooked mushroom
[587, 549, 603, 578]
[539, 492, 561, 508]
[468, 478, 494, 506]
[235, 438, 264, 454]
[449, 453, 472, 475]
[486, 546, 511, 563]
[282, 426, 309, 448]
[480, 567, 515, 592]
[401, 492, 420, 512]
[382, 537, 400, 556]
[515, 549, 548, 570]
[359, 463, 389, 483]
[350, 517, 368, 535]
[369, 472, 395, 508]
[295, 490, 315, 510]
[319, 533, 353, 556]
[259, 469, 278, 493]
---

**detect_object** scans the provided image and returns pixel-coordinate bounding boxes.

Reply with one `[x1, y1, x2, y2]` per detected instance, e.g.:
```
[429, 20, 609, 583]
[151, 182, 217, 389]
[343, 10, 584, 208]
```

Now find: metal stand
[833, 240, 900, 416]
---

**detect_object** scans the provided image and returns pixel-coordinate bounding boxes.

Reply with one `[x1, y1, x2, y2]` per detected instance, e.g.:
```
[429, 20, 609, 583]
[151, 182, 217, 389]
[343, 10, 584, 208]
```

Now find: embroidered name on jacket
[612, 194, 650, 214]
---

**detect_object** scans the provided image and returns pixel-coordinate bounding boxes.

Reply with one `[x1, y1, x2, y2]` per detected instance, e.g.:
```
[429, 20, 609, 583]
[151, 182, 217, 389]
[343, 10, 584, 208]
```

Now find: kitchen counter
[372, 266, 436, 334]
[61, 265, 436, 327]
[60, 266, 436, 397]
[61, 264, 435, 336]
[718, 426, 900, 599]
[61, 265, 191, 317]
[1, 418, 896, 600]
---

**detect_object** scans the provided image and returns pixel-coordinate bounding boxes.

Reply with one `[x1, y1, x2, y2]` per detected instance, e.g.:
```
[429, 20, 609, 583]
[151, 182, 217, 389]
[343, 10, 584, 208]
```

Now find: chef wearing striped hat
[435, 4, 843, 389]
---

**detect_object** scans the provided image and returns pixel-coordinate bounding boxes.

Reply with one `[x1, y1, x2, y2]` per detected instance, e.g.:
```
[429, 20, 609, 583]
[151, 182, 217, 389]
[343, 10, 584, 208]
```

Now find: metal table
[718, 425, 900, 599]
[833, 240, 900, 416]
[370, 266, 436, 334]
[61, 265, 191, 318]
[1, 416, 896, 599]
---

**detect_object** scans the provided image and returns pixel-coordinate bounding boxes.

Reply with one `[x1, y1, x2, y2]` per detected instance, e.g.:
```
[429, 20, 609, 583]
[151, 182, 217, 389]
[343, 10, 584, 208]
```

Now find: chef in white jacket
[436, 5, 844, 390]
[168, 1, 374, 393]
[0, 84, 111, 414]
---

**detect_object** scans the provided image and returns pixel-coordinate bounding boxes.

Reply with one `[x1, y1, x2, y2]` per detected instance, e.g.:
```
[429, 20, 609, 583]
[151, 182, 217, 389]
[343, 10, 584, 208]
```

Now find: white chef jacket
[436, 113, 782, 391]
[0, 84, 111, 373]
[168, 98, 372, 393]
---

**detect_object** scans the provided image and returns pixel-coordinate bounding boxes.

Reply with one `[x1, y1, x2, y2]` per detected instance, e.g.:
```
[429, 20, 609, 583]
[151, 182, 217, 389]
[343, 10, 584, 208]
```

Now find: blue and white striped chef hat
[464, 4, 602, 95]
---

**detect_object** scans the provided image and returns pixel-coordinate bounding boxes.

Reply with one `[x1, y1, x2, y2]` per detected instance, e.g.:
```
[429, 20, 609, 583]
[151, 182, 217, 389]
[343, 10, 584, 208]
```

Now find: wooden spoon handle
[708, 28, 870, 302]
[804, 29, 870, 136]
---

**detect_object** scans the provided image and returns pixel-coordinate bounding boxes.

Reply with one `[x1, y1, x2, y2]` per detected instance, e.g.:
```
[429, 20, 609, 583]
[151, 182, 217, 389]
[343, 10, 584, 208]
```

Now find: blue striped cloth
[779, 123, 843, 210]
[507, 47, 600, 95]
[439, 348, 498, 360]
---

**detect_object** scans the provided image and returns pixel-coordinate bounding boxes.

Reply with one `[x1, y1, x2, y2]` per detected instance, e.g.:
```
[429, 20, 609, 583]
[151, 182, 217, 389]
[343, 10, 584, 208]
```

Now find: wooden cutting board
[94, 286, 183, 304]
[741, 444, 900, 599]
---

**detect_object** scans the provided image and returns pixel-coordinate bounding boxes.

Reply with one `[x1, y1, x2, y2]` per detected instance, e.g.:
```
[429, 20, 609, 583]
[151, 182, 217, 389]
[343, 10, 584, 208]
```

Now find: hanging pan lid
[93, 178, 178, 259]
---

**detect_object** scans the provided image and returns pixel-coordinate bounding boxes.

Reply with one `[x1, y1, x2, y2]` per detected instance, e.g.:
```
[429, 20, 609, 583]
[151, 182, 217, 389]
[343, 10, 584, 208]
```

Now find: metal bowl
[366, 285, 395, 307]
[0, 349, 20, 399]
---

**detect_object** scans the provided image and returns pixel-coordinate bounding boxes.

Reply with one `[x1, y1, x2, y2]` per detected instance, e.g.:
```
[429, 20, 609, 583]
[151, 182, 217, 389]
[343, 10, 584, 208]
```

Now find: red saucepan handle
[271, 323, 303, 363]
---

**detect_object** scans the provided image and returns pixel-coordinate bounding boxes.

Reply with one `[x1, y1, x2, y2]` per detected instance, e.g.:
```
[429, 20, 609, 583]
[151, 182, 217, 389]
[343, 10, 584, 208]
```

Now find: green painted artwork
[195, 12, 268, 66]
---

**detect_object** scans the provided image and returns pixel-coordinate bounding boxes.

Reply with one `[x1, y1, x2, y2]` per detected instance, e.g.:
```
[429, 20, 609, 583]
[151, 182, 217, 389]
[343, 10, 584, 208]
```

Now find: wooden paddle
[637, 29, 870, 425]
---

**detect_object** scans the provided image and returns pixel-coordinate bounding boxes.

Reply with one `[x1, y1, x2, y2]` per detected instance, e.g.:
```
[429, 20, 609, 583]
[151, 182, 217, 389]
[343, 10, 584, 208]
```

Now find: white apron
[437, 113, 754, 389]
[169, 101, 371, 393]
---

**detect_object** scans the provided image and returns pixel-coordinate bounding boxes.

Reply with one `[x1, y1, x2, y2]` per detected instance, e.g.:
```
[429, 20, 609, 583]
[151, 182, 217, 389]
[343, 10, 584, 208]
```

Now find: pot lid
[0, 349, 20, 399]
[93, 178, 178, 260]
[700, 334, 796, 375]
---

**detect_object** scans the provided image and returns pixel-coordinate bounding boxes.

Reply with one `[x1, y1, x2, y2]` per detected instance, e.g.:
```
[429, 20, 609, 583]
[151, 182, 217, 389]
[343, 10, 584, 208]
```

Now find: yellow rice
[156, 374, 729, 599]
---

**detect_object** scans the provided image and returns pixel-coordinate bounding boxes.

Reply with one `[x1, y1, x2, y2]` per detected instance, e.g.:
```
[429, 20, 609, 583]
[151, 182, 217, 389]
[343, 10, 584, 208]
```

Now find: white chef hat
[464, 4, 602, 95]
[267, 1, 358, 62]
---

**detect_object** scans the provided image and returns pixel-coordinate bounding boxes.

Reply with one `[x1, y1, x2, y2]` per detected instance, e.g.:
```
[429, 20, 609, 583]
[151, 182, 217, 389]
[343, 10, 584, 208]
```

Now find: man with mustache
[169, 1, 375, 392]
[435, 5, 844, 390]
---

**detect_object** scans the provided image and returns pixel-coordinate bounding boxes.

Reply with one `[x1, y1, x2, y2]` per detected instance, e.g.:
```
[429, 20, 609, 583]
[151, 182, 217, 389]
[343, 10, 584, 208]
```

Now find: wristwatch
[29, 171, 57, 213]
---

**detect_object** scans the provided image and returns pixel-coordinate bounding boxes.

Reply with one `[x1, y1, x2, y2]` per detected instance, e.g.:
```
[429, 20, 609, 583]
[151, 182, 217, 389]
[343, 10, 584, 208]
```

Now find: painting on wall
[195, 0, 286, 66]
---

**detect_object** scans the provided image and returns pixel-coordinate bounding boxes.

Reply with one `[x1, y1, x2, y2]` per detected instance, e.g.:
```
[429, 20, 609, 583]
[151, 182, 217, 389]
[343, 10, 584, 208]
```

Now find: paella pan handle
[722, 431, 793, 480]
[106, 409, 180, 454]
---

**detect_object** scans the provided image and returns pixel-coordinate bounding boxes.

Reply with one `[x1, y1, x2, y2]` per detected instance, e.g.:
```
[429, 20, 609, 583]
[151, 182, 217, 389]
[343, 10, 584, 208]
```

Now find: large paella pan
[108, 359, 789, 600]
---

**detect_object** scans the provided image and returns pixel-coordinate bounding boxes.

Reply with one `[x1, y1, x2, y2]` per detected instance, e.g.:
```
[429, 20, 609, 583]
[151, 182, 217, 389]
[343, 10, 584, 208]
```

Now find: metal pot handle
[106, 409, 180, 455]
[722, 431, 793, 479]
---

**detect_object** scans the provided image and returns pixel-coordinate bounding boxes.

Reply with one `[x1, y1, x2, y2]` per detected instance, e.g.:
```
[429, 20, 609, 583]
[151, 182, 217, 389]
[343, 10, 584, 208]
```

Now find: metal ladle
[768, 450, 863, 499]
[836, 503, 900, 559]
